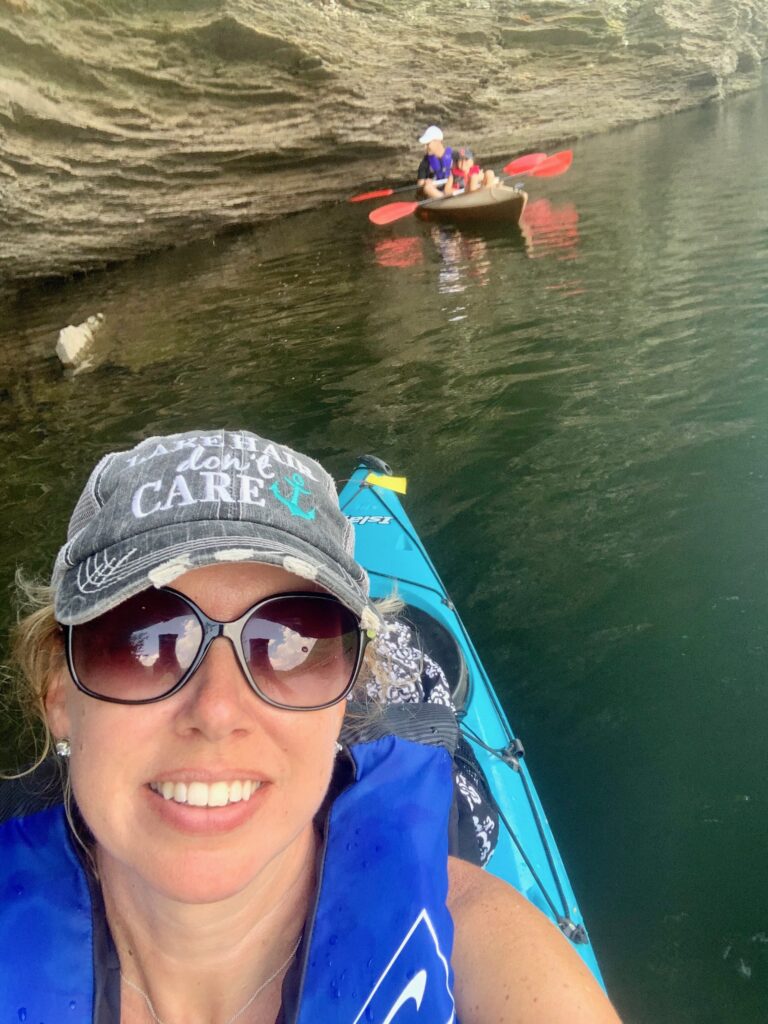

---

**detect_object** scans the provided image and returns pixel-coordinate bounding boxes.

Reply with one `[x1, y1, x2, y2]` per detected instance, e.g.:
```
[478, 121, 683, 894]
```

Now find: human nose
[174, 637, 258, 740]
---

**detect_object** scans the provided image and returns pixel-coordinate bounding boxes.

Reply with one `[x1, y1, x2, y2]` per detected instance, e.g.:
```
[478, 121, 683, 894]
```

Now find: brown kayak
[415, 185, 527, 225]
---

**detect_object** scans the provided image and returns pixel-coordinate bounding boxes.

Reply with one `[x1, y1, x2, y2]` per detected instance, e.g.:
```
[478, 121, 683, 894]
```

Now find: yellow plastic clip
[365, 473, 407, 494]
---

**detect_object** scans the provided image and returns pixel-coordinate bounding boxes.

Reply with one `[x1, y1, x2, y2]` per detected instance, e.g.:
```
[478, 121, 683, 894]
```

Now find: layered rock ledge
[1, 0, 766, 281]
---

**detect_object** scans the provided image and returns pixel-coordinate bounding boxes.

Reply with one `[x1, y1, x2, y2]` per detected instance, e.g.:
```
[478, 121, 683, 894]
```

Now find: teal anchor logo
[271, 473, 316, 520]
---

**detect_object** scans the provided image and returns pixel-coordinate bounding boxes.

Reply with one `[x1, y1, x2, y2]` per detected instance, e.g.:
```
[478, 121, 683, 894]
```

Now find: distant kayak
[415, 184, 528, 225]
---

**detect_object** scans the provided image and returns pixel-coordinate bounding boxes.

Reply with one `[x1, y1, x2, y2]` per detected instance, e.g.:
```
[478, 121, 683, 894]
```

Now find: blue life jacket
[0, 736, 458, 1024]
[427, 147, 453, 182]
[0, 801, 95, 1021]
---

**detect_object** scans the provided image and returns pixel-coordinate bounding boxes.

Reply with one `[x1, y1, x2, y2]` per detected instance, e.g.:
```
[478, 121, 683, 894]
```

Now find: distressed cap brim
[54, 518, 376, 628]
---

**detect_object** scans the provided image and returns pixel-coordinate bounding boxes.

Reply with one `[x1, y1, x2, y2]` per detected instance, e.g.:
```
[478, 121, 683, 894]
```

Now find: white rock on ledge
[55, 313, 105, 368]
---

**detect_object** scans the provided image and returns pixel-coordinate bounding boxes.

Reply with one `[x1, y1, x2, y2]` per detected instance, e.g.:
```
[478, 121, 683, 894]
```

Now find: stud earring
[335, 741, 343, 754]
[55, 738, 71, 758]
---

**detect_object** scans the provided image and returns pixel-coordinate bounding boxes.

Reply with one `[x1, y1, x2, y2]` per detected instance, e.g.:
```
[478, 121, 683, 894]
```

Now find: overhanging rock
[1, 0, 766, 282]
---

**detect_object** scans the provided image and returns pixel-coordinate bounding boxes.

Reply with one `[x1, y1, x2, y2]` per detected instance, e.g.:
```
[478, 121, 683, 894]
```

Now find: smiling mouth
[148, 780, 262, 807]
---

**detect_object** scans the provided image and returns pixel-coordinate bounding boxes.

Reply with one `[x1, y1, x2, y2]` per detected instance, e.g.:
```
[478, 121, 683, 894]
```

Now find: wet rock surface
[1, 0, 766, 281]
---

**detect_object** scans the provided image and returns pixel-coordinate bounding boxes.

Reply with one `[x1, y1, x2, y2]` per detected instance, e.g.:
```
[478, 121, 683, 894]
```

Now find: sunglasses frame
[64, 588, 370, 711]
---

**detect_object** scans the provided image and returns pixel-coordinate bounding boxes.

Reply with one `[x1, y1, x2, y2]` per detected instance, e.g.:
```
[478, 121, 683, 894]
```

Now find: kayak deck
[415, 184, 527, 225]
[339, 462, 604, 988]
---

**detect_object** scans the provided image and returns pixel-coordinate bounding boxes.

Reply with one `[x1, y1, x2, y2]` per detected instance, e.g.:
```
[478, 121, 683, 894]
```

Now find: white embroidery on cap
[213, 548, 258, 562]
[77, 550, 138, 593]
[68, 536, 364, 606]
[148, 555, 193, 587]
[282, 555, 319, 581]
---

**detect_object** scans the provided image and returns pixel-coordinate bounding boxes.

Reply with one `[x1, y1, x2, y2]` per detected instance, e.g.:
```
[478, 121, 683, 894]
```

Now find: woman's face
[46, 562, 347, 903]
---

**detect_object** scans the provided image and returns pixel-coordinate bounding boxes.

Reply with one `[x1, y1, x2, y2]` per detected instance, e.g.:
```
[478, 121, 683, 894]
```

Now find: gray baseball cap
[52, 428, 380, 631]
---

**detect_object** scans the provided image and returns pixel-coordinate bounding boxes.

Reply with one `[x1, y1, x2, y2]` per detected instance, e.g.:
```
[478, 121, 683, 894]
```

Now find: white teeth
[150, 780, 261, 807]
[208, 781, 229, 807]
[187, 781, 209, 807]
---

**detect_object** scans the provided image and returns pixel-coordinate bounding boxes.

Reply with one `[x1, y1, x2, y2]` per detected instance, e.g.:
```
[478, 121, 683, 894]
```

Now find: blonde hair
[0, 573, 92, 856]
[3, 572, 64, 775]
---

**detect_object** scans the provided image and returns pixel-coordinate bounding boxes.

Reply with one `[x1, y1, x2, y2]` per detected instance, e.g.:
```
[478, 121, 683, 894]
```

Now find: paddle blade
[349, 188, 395, 202]
[369, 202, 419, 226]
[502, 152, 547, 176]
[529, 150, 573, 177]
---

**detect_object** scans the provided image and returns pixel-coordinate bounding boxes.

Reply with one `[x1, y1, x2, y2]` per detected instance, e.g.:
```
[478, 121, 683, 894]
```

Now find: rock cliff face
[1, 0, 766, 281]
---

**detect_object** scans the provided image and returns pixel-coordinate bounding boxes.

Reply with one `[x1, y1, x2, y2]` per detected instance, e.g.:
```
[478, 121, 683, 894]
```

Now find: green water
[2, 85, 768, 1023]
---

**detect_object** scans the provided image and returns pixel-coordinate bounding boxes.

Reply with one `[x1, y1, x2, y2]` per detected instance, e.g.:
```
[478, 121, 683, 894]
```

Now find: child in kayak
[445, 145, 500, 195]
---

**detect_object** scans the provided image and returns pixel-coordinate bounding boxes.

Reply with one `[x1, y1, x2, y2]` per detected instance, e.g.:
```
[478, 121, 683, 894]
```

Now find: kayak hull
[340, 464, 605, 989]
[415, 185, 527, 225]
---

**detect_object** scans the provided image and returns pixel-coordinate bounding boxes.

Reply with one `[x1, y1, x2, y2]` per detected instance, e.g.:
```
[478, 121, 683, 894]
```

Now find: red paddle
[350, 188, 404, 203]
[527, 149, 572, 176]
[369, 201, 428, 226]
[369, 150, 574, 226]
[501, 152, 547, 175]
[349, 180, 447, 203]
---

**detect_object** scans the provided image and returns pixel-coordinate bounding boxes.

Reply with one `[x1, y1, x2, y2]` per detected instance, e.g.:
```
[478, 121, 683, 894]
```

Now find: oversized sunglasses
[64, 588, 370, 710]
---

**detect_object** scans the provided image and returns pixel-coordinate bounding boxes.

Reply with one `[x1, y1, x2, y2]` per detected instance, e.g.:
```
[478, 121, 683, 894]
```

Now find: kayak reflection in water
[0, 427, 623, 1024]
[430, 225, 492, 294]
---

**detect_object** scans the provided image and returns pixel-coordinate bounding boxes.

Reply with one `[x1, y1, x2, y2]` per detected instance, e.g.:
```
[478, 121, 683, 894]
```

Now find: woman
[1, 428, 622, 1024]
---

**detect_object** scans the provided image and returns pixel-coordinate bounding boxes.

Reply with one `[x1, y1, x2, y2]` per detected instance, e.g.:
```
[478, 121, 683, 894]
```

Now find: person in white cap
[417, 125, 454, 199]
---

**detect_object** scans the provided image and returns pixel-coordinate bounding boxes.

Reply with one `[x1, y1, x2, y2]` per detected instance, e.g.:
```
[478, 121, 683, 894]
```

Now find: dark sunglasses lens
[241, 596, 360, 708]
[70, 590, 203, 701]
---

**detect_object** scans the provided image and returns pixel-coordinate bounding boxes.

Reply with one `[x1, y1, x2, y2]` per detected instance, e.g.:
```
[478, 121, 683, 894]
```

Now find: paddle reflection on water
[520, 199, 581, 261]
[374, 236, 425, 269]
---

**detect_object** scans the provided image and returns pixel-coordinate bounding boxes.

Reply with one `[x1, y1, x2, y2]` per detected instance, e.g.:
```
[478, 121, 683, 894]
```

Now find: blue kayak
[339, 458, 605, 988]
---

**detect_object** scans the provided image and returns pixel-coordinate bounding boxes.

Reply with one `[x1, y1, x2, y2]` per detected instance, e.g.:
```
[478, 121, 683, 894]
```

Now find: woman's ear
[45, 668, 72, 741]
